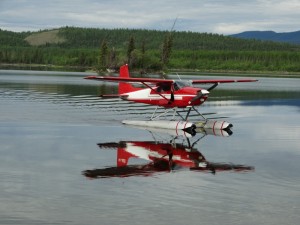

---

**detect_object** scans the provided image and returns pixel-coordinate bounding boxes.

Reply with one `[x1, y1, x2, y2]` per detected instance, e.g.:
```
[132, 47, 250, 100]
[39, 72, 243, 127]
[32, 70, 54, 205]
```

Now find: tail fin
[119, 64, 137, 94]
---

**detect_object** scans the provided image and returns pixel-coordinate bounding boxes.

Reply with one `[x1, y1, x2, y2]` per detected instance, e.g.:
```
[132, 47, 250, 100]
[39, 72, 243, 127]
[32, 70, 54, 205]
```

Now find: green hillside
[21, 27, 298, 51]
[1, 27, 300, 73]
[25, 29, 66, 46]
[0, 29, 29, 47]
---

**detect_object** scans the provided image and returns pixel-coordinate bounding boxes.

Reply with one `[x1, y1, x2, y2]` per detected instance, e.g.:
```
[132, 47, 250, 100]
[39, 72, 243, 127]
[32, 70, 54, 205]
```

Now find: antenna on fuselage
[176, 72, 182, 80]
[171, 17, 181, 81]
[171, 16, 178, 33]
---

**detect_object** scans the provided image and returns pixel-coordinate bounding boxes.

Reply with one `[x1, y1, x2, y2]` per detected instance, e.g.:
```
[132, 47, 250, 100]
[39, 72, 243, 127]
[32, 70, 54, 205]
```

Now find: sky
[0, 0, 299, 34]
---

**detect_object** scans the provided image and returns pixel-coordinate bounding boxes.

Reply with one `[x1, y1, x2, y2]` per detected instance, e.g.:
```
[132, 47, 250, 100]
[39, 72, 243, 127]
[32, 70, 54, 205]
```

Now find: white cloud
[0, 0, 299, 33]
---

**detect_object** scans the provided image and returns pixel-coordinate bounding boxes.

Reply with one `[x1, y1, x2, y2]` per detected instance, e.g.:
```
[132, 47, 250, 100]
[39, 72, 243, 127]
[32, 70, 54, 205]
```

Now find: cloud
[0, 0, 299, 34]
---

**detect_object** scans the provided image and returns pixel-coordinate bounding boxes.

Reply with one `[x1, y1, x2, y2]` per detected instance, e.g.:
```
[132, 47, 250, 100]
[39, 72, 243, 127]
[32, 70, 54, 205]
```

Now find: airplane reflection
[82, 128, 254, 179]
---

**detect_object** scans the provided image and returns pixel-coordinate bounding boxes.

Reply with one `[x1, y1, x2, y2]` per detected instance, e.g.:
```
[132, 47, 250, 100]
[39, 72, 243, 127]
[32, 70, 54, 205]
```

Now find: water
[0, 70, 300, 225]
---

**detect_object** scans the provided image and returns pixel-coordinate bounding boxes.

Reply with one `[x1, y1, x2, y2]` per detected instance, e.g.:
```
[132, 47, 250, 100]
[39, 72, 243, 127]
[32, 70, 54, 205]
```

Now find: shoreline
[1, 63, 300, 78]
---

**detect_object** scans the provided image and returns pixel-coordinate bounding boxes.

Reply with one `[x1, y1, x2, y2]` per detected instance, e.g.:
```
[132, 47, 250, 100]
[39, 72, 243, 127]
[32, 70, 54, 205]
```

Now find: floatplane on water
[85, 64, 257, 134]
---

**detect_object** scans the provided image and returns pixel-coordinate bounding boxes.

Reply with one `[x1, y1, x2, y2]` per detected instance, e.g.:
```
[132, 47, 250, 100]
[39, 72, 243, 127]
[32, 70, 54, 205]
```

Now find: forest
[1, 27, 300, 73]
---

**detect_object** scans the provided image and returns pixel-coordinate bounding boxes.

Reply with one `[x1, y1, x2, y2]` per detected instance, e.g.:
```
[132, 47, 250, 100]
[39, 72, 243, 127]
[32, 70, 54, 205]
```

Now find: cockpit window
[156, 80, 192, 92]
[173, 82, 179, 91]
[174, 80, 193, 90]
[156, 83, 171, 92]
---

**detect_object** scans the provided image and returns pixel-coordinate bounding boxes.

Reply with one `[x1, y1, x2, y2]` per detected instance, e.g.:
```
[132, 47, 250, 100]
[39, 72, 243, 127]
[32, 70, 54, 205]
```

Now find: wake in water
[0, 88, 220, 124]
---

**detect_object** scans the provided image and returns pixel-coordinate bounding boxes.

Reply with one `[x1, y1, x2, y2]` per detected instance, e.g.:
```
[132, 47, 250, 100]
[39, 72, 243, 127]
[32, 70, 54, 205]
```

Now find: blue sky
[0, 0, 299, 34]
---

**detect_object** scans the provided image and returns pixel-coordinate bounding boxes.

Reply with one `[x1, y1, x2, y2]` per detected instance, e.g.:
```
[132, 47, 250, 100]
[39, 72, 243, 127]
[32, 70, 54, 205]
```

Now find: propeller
[189, 89, 209, 104]
[207, 83, 219, 91]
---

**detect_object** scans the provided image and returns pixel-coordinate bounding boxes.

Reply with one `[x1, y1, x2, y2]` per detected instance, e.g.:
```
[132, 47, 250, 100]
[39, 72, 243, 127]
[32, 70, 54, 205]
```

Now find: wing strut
[141, 82, 173, 103]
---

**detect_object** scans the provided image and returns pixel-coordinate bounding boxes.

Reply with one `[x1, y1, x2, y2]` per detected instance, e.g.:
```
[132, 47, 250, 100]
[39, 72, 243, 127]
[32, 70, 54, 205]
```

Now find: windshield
[174, 80, 193, 90]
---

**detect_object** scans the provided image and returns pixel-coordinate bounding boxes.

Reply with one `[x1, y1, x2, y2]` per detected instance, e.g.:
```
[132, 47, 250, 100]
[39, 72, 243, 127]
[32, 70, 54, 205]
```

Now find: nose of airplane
[201, 89, 210, 95]
[189, 89, 209, 104]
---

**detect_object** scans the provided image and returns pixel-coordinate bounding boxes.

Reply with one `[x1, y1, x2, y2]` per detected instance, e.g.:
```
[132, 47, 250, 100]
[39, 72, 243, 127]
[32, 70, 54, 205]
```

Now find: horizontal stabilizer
[100, 94, 121, 98]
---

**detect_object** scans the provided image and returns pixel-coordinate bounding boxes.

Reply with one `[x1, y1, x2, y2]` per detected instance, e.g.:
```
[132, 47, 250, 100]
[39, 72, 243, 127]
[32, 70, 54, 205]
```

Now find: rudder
[119, 64, 135, 94]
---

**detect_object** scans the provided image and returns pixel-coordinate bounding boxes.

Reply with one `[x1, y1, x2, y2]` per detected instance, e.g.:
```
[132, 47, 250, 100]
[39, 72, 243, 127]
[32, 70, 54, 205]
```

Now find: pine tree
[161, 33, 173, 67]
[98, 40, 108, 71]
[127, 36, 135, 66]
[140, 39, 146, 69]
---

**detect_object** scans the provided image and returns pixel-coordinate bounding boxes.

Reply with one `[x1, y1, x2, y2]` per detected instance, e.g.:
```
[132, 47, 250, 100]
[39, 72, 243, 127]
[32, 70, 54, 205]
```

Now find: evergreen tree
[161, 33, 173, 67]
[127, 35, 135, 66]
[109, 47, 117, 69]
[140, 39, 146, 69]
[98, 40, 108, 71]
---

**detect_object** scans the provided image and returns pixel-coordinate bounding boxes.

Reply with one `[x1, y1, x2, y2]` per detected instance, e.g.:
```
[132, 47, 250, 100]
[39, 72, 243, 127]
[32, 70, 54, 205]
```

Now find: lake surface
[0, 70, 299, 225]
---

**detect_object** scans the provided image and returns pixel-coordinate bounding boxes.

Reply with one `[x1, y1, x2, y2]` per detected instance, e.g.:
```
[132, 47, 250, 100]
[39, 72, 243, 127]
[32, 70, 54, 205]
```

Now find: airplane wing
[85, 76, 257, 84]
[84, 76, 173, 84]
[191, 79, 258, 84]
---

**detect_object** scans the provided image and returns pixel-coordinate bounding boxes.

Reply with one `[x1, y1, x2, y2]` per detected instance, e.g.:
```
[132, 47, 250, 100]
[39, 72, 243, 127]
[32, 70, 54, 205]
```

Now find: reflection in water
[83, 129, 254, 178]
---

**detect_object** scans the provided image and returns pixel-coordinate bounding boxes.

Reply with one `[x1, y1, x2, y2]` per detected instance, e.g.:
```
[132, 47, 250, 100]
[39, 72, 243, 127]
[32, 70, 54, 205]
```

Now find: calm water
[0, 70, 300, 225]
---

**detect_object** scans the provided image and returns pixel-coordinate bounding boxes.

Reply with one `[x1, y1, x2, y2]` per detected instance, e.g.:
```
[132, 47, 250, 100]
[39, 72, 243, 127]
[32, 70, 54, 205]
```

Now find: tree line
[1, 27, 300, 72]
[56, 27, 298, 51]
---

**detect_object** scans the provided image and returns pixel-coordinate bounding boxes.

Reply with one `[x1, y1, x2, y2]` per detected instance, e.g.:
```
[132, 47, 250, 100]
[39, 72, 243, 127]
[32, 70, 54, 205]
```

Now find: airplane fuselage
[121, 87, 208, 108]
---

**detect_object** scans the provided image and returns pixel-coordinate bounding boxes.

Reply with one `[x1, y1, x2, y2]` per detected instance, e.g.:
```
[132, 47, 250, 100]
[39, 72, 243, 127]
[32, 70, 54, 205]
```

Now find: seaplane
[85, 64, 257, 133]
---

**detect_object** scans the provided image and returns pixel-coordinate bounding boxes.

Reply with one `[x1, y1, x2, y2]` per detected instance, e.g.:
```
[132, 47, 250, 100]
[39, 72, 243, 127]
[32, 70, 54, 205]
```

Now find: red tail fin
[119, 64, 138, 94]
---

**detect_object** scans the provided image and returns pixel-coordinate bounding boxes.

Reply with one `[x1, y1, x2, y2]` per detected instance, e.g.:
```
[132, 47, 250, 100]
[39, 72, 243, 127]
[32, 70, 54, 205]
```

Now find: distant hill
[0, 29, 29, 47]
[1, 27, 299, 51]
[230, 31, 300, 45]
[25, 29, 66, 46]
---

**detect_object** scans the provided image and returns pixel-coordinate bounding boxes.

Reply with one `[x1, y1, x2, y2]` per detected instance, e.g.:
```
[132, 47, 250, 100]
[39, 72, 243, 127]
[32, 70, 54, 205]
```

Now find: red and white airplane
[85, 64, 257, 120]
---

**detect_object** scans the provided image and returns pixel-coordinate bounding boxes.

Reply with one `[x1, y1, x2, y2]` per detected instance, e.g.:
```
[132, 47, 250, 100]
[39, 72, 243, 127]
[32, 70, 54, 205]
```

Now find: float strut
[193, 106, 206, 120]
[185, 108, 192, 121]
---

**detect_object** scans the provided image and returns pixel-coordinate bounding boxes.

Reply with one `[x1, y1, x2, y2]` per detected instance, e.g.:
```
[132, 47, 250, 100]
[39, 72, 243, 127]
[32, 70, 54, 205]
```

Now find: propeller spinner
[190, 89, 209, 104]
